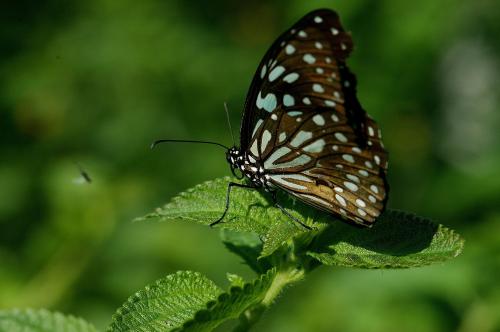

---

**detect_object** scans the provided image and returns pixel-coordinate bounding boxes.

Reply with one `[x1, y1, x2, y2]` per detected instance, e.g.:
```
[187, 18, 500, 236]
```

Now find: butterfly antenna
[224, 102, 236, 147]
[151, 139, 230, 150]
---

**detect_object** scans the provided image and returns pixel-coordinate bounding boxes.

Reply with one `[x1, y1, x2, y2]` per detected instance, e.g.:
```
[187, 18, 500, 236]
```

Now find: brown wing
[250, 106, 387, 226]
[240, 9, 356, 150]
[242, 9, 388, 226]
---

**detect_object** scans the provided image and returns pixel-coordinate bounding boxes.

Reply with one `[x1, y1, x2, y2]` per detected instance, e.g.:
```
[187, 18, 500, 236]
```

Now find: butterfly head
[226, 147, 267, 187]
[226, 147, 244, 179]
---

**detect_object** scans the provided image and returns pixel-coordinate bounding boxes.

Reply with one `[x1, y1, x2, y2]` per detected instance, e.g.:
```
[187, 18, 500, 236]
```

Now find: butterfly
[155, 9, 388, 229]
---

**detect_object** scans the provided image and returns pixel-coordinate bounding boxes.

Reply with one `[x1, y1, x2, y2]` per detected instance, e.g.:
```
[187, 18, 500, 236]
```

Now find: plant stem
[233, 267, 305, 332]
[262, 267, 304, 306]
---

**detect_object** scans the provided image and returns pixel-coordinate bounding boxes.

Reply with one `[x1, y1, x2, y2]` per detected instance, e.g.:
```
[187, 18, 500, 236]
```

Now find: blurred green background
[1, 0, 499, 331]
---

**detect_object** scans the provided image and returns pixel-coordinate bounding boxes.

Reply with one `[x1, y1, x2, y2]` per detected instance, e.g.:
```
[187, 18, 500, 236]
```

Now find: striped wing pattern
[243, 9, 388, 226]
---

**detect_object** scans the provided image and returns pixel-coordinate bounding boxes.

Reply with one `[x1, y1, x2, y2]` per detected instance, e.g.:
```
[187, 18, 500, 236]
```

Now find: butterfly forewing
[240, 9, 353, 150]
[241, 9, 388, 226]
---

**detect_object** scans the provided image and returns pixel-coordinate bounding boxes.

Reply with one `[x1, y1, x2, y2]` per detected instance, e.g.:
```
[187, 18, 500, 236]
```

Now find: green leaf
[0, 309, 97, 332]
[226, 273, 246, 288]
[306, 210, 464, 269]
[174, 268, 277, 332]
[220, 229, 271, 273]
[137, 177, 308, 256]
[108, 271, 221, 332]
[138, 177, 464, 267]
[260, 217, 301, 258]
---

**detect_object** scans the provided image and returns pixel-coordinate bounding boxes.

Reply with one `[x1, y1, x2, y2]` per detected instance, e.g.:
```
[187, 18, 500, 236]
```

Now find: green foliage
[0, 309, 97, 332]
[306, 210, 464, 268]
[133, 176, 307, 256]
[0, 177, 464, 331]
[108, 271, 220, 331]
[105, 177, 464, 330]
[138, 177, 464, 269]
[176, 268, 277, 332]
[1, 1, 499, 330]
[107, 267, 279, 332]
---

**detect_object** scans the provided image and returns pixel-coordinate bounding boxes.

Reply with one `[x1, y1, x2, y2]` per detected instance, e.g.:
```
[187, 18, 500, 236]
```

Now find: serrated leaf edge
[0, 308, 97, 331]
[108, 270, 220, 330]
[173, 268, 277, 331]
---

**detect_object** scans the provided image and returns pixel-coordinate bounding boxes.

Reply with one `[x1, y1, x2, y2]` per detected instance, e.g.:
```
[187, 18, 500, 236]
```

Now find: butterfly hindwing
[250, 104, 387, 225]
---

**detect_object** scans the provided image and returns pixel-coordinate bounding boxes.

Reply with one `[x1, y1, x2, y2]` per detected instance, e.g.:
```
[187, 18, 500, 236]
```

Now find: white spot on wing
[250, 140, 259, 156]
[268, 66, 285, 82]
[283, 94, 295, 106]
[303, 139, 325, 153]
[335, 132, 348, 142]
[260, 65, 267, 79]
[298, 30, 307, 38]
[285, 44, 296, 55]
[335, 194, 347, 206]
[302, 97, 311, 105]
[290, 130, 312, 147]
[325, 100, 336, 107]
[261, 130, 272, 153]
[256, 91, 277, 112]
[370, 185, 379, 194]
[264, 146, 290, 168]
[265, 153, 312, 170]
[352, 147, 362, 154]
[270, 174, 312, 190]
[315, 41, 323, 49]
[252, 119, 263, 137]
[314, 16, 323, 23]
[356, 199, 366, 207]
[331, 27, 339, 35]
[346, 174, 360, 183]
[303, 54, 316, 64]
[313, 84, 324, 93]
[283, 72, 299, 83]
[279, 132, 286, 143]
[312, 114, 325, 126]
[344, 181, 359, 192]
[359, 169, 369, 177]
[342, 154, 355, 163]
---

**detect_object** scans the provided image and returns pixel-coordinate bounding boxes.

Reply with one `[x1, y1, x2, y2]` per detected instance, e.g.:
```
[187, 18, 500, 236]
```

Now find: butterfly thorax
[227, 147, 270, 189]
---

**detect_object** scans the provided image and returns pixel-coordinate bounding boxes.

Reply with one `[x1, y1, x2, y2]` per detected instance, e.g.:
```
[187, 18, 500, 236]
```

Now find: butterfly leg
[210, 182, 255, 227]
[271, 191, 312, 230]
